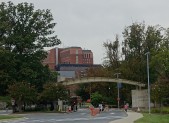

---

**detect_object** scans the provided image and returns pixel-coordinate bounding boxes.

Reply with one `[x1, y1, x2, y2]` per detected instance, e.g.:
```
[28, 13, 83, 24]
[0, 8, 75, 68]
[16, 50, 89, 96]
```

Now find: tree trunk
[18, 101, 23, 112]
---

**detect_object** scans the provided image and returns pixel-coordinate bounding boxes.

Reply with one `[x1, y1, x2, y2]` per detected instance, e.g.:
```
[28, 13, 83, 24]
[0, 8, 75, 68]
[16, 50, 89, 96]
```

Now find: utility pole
[114, 73, 121, 110]
[145, 52, 151, 114]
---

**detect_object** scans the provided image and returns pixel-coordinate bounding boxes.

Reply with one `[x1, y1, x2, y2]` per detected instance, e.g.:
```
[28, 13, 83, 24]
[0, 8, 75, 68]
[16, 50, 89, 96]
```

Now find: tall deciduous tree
[122, 23, 147, 82]
[151, 46, 169, 78]
[40, 83, 68, 102]
[121, 23, 163, 83]
[103, 22, 167, 105]
[151, 78, 169, 107]
[39, 83, 68, 110]
[0, 48, 16, 95]
[0, 1, 61, 94]
[103, 35, 120, 72]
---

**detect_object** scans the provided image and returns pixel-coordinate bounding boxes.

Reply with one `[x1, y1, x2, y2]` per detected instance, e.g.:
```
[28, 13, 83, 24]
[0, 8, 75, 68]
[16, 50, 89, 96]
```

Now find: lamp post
[114, 73, 121, 109]
[145, 52, 151, 114]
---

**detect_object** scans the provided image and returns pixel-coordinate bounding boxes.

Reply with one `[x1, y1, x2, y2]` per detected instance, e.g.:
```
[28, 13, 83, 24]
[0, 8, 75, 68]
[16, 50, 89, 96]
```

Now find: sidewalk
[0, 110, 12, 115]
[109, 111, 143, 123]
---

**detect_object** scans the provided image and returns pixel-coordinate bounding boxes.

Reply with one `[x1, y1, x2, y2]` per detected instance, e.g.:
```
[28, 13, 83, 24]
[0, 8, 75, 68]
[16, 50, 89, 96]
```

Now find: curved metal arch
[59, 77, 145, 87]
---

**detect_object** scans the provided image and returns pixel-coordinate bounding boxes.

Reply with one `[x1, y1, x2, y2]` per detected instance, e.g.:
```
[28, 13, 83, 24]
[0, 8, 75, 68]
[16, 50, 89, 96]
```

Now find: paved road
[0, 109, 127, 123]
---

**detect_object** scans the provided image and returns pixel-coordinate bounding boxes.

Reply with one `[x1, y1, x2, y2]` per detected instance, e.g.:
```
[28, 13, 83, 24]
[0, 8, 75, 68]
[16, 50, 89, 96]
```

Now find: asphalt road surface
[0, 109, 127, 123]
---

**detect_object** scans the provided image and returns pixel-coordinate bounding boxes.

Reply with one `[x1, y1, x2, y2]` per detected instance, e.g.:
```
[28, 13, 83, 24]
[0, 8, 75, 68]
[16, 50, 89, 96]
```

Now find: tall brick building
[43, 47, 93, 70]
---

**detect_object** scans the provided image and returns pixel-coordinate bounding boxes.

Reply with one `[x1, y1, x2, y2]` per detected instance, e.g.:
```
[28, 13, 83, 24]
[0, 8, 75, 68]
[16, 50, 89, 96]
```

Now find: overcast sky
[1, 0, 169, 64]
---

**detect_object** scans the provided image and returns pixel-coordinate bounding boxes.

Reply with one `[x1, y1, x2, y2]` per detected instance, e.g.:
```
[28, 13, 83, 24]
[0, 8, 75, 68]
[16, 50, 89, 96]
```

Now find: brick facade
[43, 47, 93, 70]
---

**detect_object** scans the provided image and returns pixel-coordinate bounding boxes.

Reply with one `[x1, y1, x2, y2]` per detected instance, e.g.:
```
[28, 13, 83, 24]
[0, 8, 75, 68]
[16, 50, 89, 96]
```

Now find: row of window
[83, 54, 91, 58]
[61, 59, 92, 64]
[83, 59, 92, 63]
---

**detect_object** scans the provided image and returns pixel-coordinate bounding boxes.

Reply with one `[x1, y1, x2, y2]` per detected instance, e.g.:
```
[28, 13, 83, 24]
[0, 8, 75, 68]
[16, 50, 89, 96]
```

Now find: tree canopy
[103, 22, 169, 107]
[0, 1, 61, 95]
[8, 82, 37, 112]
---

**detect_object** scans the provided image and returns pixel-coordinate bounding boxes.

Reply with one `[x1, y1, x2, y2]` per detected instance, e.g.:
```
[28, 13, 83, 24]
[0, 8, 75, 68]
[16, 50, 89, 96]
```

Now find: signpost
[114, 73, 121, 109]
[117, 82, 122, 109]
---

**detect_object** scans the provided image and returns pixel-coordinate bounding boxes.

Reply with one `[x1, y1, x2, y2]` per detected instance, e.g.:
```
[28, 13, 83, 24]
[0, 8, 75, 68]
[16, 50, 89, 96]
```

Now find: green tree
[0, 48, 16, 95]
[39, 83, 68, 110]
[151, 46, 169, 78]
[151, 79, 169, 108]
[0, 1, 61, 94]
[40, 83, 68, 102]
[75, 84, 90, 101]
[8, 82, 37, 112]
[103, 35, 120, 71]
[122, 23, 146, 82]
[103, 22, 166, 106]
[151, 44, 169, 106]
[121, 23, 163, 83]
[91, 92, 103, 107]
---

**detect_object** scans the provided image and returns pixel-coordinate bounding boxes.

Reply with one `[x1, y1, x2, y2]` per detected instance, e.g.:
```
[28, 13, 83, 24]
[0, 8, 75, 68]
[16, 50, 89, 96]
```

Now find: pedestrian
[99, 104, 103, 112]
[124, 104, 128, 112]
[68, 105, 72, 112]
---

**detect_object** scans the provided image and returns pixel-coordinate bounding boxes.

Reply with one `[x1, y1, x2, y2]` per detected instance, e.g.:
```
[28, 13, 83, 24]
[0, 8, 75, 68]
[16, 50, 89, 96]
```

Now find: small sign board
[117, 83, 122, 88]
[11, 99, 15, 106]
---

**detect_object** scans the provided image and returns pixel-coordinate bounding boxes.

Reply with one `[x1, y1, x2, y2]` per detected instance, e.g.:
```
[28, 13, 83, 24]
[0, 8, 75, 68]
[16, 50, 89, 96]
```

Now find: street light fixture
[145, 52, 151, 114]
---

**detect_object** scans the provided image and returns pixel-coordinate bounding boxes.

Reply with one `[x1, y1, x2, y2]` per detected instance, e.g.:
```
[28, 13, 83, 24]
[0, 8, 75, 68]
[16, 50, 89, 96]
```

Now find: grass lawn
[0, 115, 22, 120]
[135, 113, 169, 123]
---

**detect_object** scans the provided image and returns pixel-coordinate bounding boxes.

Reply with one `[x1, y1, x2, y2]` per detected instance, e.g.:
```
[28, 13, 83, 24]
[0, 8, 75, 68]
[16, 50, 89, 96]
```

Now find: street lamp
[145, 52, 151, 114]
[114, 73, 121, 109]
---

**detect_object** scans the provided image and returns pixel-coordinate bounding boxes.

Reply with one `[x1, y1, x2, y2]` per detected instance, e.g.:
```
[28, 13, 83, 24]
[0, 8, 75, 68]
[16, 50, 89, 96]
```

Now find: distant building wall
[56, 64, 101, 79]
[60, 47, 83, 64]
[82, 50, 93, 64]
[43, 48, 56, 70]
[43, 46, 94, 70]
[58, 71, 75, 78]
[132, 89, 148, 108]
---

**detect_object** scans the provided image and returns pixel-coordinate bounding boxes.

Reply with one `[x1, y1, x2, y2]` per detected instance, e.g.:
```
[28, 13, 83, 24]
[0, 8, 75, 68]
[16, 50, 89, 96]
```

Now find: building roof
[82, 50, 92, 52]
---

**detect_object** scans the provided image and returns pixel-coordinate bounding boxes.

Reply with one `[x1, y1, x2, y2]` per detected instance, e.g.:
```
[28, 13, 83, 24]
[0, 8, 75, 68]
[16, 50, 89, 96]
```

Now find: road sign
[117, 83, 122, 88]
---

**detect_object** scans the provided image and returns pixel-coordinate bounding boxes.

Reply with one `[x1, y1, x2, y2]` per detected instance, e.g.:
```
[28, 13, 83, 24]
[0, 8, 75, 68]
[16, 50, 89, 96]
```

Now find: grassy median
[0, 115, 22, 120]
[135, 113, 169, 123]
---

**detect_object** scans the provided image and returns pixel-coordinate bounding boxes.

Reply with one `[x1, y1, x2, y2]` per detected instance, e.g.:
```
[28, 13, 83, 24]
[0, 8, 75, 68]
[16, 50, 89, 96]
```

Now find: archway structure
[59, 77, 145, 87]
[58, 77, 147, 108]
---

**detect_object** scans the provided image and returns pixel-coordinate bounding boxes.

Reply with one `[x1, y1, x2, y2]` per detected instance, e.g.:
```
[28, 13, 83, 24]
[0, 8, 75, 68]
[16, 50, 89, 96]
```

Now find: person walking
[99, 104, 103, 112]
[124, 104, 128, 112]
